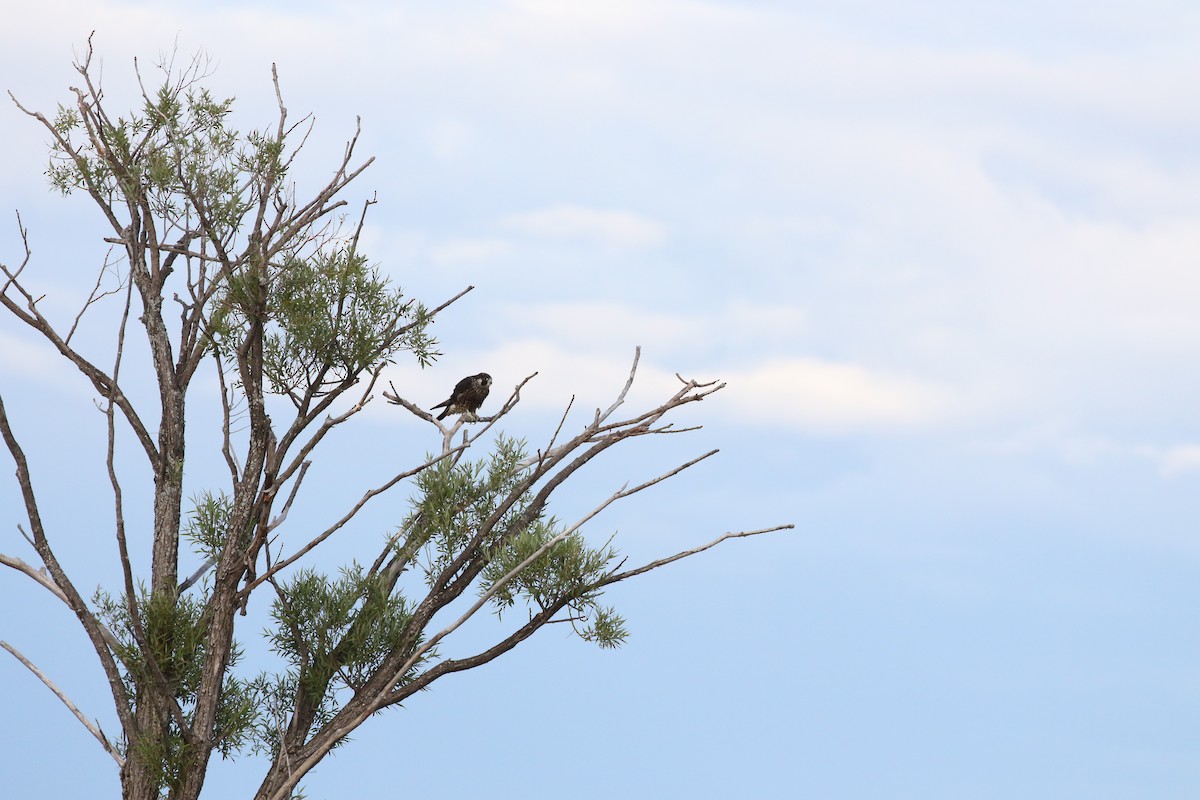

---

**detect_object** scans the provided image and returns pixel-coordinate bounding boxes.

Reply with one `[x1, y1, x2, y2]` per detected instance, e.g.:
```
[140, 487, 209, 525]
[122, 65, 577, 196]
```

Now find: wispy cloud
[499, 205, 666, 249]
[427, 238, 515, 267]
[720, 357, 952, 433]
[1145, 444, 1200, 477]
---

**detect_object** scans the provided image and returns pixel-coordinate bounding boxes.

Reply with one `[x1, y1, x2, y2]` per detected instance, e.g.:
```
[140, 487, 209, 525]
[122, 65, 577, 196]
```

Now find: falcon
[431, 373, 493, 421]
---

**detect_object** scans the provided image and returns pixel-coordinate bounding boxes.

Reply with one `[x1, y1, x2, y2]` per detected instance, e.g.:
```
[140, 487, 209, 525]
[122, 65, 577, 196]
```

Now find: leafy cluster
[407, 437, 629, 648]
[481, 522, 628, 648]
[264, 564, 420, 741]
[92, 588, 257, 791]
[49, 85, 254, 239]
[183, 490, 235, 563]
[404, 436, 535, 585]
[268, 565, 414, 690]
[209, 247, 437, 402]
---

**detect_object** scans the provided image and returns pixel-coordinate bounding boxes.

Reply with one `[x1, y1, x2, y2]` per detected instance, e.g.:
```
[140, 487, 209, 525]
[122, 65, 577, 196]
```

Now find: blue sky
[2, 1, 1199, 797]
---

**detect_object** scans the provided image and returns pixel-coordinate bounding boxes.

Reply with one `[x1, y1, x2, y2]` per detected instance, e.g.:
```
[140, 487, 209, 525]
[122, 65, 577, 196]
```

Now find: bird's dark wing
[450, 375, 476, 399]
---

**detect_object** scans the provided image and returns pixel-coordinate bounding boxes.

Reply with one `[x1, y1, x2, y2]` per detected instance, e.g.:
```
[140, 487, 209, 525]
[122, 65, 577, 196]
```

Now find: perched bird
[431, 373, 493, 421]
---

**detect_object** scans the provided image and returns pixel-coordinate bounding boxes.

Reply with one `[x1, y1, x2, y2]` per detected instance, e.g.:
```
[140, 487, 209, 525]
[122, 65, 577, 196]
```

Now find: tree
[0, 40, 790, 800]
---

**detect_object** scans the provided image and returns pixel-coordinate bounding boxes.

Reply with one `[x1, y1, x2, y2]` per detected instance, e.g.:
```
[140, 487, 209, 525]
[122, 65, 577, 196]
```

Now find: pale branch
[173, 455, 308, 597]
[247, 62, 290, 239]
[177, 425, 306, 600]
[178, 557, 216, 595]
[523, 396, 576, 472]
[268, 459, 311, 533]
[0, 552, 68, 604]
[264, 153, 373, 262]
[582, 378, 724, 442]
[0, 550, 124, 654]
[594, 344, 642, 427]
[597, 524, 795, 587]
[0, 640, 125, 767]
[380, 388, 429, 420]
[424, 283, 476, 320]
[347, 194, 376, 262]
[523, 349, 724, 472]
[0, 211, 32, 297]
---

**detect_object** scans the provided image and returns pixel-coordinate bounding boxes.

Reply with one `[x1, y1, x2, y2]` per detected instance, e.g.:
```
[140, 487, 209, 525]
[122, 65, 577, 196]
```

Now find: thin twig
[599, 524, 795, 586]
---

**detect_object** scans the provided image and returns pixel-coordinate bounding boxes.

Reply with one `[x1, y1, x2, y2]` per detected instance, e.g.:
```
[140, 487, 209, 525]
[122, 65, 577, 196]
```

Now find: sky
[1, 1, 1199, 798]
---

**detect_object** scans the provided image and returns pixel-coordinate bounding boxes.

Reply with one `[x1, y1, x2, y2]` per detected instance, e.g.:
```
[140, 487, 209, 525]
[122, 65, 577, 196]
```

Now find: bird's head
[477, 373, 492, 387]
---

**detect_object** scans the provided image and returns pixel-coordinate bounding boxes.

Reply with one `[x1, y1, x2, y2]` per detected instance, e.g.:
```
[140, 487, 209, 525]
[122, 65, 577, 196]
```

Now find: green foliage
[407, 436, 629, 648]
[183, 490, 234, 561]
[481, 523, 628, 649]
[241, 672, 336, 761]
[48, 86, 252, 236]
[92, 587, 257, 793]
[207, 244, 438, 401]
[405, 436, 534, 584]
[265, 564, 422, 742]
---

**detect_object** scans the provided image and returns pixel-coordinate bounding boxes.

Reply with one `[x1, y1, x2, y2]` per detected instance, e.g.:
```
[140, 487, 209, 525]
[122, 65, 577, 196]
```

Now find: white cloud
[499, 205, 666, 248]
[496, 300, 807, 358]
[427, 238, 515, 267]
[720, 357, 953, 434]
[1147, 445, 1200, 477]
[0, 331, 81, 390]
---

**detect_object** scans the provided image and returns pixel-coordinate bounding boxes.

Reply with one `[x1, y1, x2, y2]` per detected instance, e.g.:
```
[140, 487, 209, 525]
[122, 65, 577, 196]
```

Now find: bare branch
[0, 211, 32, 297]
[595, 344, 641, 426]
[0, 640, 125, 766]
[598, 524, 795, 587]
[0, 552, 69, 604]
[0, 224, 159, 467]
[0, 394, 134, 733]
[267, 460, 311, 533]
[65, 247, 126, 346]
